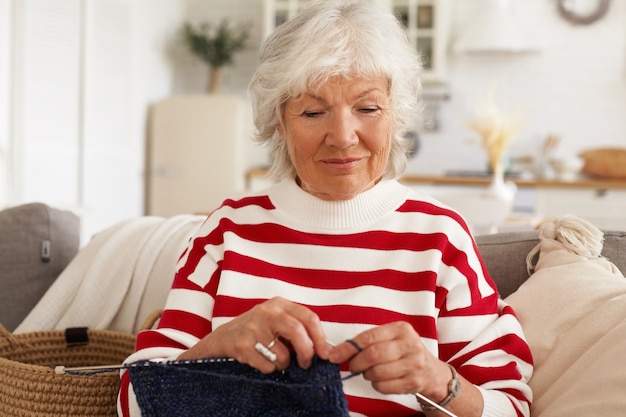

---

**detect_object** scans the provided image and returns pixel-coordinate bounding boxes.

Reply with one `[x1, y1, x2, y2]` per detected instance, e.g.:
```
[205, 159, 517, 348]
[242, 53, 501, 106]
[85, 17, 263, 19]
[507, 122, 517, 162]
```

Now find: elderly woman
[119, 1, 532, 416]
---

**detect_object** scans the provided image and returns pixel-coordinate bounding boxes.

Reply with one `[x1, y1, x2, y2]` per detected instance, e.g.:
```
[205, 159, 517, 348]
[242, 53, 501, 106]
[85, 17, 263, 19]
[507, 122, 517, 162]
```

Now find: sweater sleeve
[436, 231, 533, 417]
[117, 219, 222, 417]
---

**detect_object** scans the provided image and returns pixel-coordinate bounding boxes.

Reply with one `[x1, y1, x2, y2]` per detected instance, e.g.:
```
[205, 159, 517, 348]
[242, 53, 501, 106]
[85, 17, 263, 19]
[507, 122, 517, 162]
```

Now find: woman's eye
[303, 111, 322, 118]
[359, 107, 379, 114]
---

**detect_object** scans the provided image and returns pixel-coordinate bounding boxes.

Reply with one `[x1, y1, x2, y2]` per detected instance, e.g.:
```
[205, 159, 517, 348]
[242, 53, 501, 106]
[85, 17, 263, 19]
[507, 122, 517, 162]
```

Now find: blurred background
[1, 0, 624, 243]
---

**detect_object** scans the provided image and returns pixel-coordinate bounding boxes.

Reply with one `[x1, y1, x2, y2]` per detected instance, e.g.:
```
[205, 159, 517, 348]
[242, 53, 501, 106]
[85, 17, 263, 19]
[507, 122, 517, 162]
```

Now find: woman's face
[281, 76, 393, 201]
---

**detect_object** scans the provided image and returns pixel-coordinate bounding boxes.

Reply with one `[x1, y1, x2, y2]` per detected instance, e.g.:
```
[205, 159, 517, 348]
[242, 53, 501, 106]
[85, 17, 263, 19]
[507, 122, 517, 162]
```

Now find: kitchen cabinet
[534, 187, 626, 231]
[262, 0, 450, 84]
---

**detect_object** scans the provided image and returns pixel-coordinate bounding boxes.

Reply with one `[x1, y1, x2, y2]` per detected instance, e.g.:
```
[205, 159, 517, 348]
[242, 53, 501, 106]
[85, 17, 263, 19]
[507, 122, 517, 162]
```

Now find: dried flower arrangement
[467, 86, 523, 178]
[466, 84, 524, 200]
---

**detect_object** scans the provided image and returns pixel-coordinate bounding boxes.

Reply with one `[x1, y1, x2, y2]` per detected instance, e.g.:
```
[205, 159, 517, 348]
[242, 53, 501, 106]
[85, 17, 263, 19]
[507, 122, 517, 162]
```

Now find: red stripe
[440, 291, 499, 318]
[461, 361, 523, 386]
[213, 217, 457, 253]
[221, 195, 275, 210]
[347, 393, 422, 416]
[222, 251, 438, 291]
[119, 371, 130, 417]
[450, 334, 533, 383]
[157, 309, 212, 340]
[212, 219, 482, 300]
[212, 296, 438, 337]
[136, 329, 189, 351]
[397, 199, 470, 234]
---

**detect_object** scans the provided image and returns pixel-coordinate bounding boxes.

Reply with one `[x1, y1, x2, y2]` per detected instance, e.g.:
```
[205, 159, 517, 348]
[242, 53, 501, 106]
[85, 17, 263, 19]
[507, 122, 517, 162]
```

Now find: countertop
[246, 168, 626, 190]
[400, 173, 626, 189]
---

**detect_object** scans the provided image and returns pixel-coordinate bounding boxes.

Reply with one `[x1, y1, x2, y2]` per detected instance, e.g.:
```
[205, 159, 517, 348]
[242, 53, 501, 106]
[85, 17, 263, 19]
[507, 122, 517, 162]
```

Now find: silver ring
[266, 338, 277, 349]
[254, 342, 277, 362]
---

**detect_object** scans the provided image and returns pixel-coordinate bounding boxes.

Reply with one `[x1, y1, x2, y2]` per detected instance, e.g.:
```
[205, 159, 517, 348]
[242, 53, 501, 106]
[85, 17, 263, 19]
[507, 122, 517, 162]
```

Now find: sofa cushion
[475, 231, 540, 298]
[476, 229, 626, 298]
[504, 217, 626, 416]
[0, 203, 80, 331]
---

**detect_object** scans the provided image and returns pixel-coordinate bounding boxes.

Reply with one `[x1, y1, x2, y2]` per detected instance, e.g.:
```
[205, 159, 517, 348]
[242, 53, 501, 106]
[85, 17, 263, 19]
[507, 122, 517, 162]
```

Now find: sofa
[2, 202, 626, 416]
[0, 203, 80, 332]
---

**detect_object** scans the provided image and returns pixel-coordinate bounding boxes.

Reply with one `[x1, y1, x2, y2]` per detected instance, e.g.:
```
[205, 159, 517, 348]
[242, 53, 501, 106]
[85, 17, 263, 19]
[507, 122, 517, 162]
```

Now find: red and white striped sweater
[118, 179, 533, 417]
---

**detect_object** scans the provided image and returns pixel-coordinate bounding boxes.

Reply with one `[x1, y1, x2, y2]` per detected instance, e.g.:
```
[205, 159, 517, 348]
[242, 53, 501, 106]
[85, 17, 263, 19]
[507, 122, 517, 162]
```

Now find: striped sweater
[118, 179, 533, 417]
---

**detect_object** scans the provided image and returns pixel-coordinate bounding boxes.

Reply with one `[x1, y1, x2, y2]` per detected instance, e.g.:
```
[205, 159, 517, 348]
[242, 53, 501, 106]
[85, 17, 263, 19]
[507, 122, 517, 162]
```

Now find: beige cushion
[505, 223, 626, 416]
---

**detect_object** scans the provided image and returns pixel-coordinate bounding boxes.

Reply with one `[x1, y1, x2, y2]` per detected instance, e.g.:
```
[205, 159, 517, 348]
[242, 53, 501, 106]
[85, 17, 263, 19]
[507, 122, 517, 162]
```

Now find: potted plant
[180, 19, 250, 93]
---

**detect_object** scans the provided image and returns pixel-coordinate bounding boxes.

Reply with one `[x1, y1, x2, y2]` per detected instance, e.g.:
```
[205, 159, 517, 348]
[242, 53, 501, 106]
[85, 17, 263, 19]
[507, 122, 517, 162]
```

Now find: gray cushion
[476, 230, 626, 299]
[0, 203, 80, 331]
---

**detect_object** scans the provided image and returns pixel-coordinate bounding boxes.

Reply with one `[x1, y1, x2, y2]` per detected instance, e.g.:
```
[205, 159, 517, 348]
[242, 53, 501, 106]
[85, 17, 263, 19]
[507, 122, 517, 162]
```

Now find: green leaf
[180, 19, 251, 68]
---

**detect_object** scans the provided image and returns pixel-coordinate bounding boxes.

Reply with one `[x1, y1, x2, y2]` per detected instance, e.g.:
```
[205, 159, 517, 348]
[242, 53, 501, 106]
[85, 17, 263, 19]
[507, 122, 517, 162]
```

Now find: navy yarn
[127, 355, 350, 417]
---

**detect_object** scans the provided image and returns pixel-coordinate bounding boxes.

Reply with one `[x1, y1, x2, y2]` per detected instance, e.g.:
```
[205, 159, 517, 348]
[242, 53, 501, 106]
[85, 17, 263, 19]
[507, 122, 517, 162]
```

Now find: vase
[485, 161, 516, 201]
[207, 67, 223, 94]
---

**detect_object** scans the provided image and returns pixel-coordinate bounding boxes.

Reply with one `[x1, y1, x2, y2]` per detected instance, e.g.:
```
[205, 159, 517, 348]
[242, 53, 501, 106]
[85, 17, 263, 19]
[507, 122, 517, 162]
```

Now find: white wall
[0, 0, 186, 244]
[0, 0, 11, 204]
[79, 0, 186, 242]
[178, 0, 626, 178]
[409, 0, 626, 176]
[2, 0, 624, 241]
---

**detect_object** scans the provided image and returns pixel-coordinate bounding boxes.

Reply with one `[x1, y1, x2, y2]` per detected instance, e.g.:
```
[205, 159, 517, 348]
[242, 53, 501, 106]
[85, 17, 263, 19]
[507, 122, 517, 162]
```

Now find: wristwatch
[416, 364, 460, 411]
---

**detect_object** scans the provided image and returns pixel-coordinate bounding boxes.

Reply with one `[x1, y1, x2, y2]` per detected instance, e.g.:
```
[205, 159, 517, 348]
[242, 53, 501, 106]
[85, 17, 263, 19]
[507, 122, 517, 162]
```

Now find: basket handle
[140, 309, 162, 331]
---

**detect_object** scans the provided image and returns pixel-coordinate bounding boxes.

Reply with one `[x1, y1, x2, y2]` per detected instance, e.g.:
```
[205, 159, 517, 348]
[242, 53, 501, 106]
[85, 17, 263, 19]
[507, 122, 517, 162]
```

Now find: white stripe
[340, 374, 418, 411]
[186, 243, 223, 288]
[322, 321, 439, 354]
[164, 288, 215, 320]
[219, 231, 491, 307]
[224, 231, 443, 273]
[322, 322, 377, 347]
[366, 206, 495, 297]
[438, 314, 500, 344]
[218, 271, 436, 316]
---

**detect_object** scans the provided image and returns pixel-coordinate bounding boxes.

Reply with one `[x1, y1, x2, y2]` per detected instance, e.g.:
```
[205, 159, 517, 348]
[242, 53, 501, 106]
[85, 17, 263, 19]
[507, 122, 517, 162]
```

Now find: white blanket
[15, 214, 205, 334]
[505, 216, 626, 416]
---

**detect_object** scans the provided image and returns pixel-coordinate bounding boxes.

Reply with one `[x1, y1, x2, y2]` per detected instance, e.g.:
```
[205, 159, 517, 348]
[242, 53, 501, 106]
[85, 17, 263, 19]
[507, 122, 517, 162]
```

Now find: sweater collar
[269, 178, 409, 230]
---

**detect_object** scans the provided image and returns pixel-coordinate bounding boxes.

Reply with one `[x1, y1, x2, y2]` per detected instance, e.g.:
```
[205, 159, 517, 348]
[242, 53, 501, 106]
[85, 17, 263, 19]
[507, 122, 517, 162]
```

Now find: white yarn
[526, 215, 604, 273]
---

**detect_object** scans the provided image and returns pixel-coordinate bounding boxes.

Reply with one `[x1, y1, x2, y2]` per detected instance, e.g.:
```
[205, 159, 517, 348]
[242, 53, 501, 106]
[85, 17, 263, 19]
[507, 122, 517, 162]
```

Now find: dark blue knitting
[127, 355, 350, 416]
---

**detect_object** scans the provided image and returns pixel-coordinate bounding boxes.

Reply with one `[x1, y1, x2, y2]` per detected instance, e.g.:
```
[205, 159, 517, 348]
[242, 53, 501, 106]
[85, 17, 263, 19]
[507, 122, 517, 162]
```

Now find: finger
[282, 300, 331, 359]
[328, 322, 418, 367]
[327, 338, 364, 365]
[257, 298, 329, 368]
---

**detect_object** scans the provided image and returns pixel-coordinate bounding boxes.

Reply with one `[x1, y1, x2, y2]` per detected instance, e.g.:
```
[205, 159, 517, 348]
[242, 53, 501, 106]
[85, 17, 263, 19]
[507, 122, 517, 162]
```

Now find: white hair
[248, 0, 422, 180]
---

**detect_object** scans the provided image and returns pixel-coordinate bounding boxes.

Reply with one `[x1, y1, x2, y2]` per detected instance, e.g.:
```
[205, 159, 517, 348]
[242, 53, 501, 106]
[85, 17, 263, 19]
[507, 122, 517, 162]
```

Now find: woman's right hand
[177, 296, 331, 373]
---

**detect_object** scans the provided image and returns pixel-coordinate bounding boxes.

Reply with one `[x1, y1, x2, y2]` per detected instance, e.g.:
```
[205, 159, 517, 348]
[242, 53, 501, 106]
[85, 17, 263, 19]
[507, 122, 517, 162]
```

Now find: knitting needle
[55, 342, 342, 375]
[414, 392, 459, 417]
[54, 364, 125, 374]
[329, 340, 458, 417]
[54, 358, 237, 374]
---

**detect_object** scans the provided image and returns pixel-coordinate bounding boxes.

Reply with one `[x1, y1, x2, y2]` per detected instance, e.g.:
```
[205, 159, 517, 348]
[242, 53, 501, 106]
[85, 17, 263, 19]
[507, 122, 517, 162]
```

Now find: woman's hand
[328, 322, 451, 401]
[177, 297, 331, 373]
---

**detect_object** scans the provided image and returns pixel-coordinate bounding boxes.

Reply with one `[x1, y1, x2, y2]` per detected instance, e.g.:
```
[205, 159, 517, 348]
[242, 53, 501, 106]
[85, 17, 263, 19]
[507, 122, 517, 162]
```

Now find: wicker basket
[0, 323, 136, 417]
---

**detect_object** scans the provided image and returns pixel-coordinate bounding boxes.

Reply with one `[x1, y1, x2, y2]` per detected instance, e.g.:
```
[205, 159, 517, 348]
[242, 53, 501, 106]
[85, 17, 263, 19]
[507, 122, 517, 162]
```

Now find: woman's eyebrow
[353, 88, 385, 101]
[304, 88, 385, 103]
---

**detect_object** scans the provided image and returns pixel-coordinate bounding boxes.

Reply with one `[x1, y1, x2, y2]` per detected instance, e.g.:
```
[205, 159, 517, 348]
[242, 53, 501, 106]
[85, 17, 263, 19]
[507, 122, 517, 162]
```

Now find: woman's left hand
[328, 321, 452, 402]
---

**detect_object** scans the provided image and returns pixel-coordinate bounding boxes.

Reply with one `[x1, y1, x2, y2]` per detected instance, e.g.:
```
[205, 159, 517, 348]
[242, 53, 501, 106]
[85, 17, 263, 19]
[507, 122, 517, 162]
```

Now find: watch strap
[416, 364, 460, 411]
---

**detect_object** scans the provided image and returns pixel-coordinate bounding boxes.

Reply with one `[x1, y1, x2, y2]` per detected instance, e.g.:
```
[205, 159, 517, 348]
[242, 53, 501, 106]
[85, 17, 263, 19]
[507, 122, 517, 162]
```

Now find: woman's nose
[325, 110, 358, 148]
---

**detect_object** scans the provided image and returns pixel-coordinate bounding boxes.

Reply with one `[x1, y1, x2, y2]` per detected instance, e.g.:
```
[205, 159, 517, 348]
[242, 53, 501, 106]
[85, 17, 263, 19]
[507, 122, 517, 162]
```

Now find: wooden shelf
[246, 168, 626, 190]
[399, 174, 626, 189]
